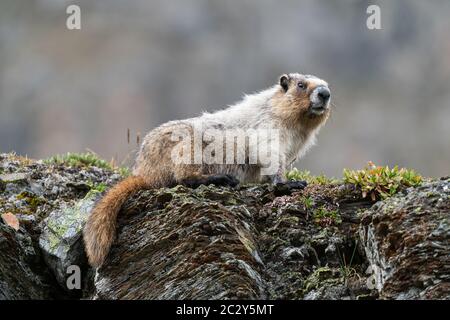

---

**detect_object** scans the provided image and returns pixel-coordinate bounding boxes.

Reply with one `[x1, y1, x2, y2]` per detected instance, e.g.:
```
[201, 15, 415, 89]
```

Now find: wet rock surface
[0, 153, 448, 300]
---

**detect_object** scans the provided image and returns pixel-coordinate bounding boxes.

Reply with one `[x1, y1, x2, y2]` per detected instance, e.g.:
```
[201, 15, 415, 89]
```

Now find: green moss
[45, 152, 113, 169]
[16, 191, 46, 213]
[286, 168, 338, 185]
[302, 267, 341, 295]
[343, 161, 422, 200]
[118, 166, 131, 177]
[312, 206, 341, 227]
[86, 181, 108, 194]
[299, 195, 314, 210]
[46, 190, 101, 252]
[44, 152, 130, 177]
[84, 185, 107, 200]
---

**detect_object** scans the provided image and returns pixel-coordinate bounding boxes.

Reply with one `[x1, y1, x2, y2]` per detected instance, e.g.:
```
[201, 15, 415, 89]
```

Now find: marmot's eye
[298, 82, 307, 89]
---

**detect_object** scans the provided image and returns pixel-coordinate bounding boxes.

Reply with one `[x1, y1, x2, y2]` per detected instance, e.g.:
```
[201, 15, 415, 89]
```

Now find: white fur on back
[187, 85, 319, 168]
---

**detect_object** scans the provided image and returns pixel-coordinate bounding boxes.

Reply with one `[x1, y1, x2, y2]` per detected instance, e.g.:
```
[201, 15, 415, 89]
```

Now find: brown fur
[84, 126, 228, 267]
[83, 73, 331, 267]
[271, 75, 330, 130]
[83, 176, 149, 267]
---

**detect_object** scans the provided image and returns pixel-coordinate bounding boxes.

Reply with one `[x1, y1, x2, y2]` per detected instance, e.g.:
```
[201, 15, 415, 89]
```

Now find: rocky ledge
[0, 153, 448, 300]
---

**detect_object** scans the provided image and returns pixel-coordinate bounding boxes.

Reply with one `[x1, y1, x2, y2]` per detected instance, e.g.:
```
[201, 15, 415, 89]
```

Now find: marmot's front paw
[274, 180, 307, 196]
[206, 174, 240, 187]
[284, 180, 308, 190]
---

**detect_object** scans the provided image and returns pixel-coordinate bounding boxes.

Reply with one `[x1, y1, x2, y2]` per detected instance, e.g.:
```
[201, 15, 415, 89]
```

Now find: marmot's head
[273, 73, 331, 128]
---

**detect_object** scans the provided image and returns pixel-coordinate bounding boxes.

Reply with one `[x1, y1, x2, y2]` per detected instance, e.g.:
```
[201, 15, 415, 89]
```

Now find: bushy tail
[83, 175, 149, 267]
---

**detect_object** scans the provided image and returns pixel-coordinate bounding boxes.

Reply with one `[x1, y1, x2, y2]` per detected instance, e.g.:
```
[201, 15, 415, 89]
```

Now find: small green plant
[286, 168, 338, 185]
[45, 152, 130, 177]
[87, 181, 108, 193]
[312, 206, 341, 227]
[337, 241, 359, 284]
[302, 267, 341, 295]
[45, 152, 113, 169]
[84, 182, 109, 198]
[301, 196, 314, 210]
[118, 166, 131, 177]
[343, 161, 422, 201]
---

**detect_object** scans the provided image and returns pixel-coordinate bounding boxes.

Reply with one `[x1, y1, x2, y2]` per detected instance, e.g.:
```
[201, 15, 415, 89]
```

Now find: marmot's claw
[207, 174, 240, 187]
[274, 180, 308, 195]
[285, 180, 308, 190]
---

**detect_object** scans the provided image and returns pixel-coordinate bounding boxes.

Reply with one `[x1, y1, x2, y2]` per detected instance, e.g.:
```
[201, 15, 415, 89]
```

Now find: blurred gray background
[1, 0, 449, 177]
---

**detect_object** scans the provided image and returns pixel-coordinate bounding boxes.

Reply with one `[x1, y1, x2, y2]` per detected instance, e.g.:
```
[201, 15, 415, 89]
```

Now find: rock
[0, 222, 58, 299]
[1, 153, 449, 300]
[94, 186, 267, 299]
[0, 153, 122, 299]
[302, 267, 349, 300]
[359, 179, 450, 299]
[304, 284, 350, 300]
[0, 172, 30, 183]
[39, 190, 102, 291]
[94, 179, 449, 300]
[93, 183, 374, 299]
[257, 184, 373, 300]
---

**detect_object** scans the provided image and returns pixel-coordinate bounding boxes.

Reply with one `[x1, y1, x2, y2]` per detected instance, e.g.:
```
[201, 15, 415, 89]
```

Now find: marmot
[83, 73, 331, 267]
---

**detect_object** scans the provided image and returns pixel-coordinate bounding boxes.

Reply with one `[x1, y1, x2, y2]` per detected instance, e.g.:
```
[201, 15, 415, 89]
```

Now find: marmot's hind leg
[173, 164, 239, 188]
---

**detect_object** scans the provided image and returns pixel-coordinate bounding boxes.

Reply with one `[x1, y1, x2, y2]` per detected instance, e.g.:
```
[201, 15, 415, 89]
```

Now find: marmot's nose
[317, 87, 331, 102]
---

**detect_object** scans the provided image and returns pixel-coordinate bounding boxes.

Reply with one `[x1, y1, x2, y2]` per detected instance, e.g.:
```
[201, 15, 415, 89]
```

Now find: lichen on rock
[39, 190, 102, 290]
[0, 153, 448, 300]
[359, 178, 450, 299]
[0, 153, 121, 298]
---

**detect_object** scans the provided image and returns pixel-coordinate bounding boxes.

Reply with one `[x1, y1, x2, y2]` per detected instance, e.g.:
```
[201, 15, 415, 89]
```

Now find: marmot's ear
[279, 74, 290, 92]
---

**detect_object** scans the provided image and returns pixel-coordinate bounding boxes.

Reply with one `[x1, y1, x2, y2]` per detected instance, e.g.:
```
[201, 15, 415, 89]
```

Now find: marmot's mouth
[308, 102, 329, 115]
